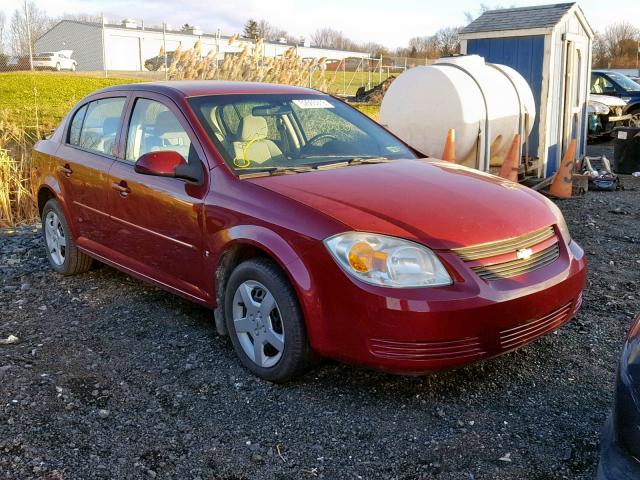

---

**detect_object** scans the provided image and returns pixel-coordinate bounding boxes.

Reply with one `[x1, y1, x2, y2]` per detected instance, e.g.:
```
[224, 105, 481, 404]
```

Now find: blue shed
[459, 2, 594, 178]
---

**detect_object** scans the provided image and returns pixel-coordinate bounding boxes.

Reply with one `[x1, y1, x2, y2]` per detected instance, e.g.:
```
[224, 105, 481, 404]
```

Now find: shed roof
[460, 3, 576, 34]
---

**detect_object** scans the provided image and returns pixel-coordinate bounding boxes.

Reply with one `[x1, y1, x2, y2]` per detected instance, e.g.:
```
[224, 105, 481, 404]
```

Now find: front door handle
[59, 163, 73, 177]
[111, 181, 131, 197]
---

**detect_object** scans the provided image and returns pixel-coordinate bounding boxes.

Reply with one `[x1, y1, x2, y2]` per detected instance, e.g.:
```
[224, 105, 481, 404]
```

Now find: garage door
[106, 35, 140, 71]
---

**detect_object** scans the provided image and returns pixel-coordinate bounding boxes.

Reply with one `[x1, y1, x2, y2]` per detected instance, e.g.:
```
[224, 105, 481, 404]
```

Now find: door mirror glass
[135, 151, 186, 177]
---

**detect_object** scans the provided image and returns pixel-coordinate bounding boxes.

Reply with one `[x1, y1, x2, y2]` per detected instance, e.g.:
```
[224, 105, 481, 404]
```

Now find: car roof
[92, 81, 323, 99]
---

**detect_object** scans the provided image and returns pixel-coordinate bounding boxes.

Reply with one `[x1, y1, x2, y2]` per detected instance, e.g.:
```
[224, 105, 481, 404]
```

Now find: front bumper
[298, 238, 587, 373]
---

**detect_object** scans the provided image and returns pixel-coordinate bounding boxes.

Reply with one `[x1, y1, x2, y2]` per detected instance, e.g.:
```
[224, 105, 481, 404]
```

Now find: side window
[591, 74, 615, 95]
[77, 97, 126, 155]
[126, 98, 192, 162]
[68, 104, 88, 146]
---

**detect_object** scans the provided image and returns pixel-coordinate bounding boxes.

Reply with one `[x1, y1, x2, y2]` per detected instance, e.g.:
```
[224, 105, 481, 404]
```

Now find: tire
[70, 63, 76, 72]
[224, 258, 315, 382]
[55, 62, 61, 71]
[42, 199, 93, 275]
[630, 111, 640, 128]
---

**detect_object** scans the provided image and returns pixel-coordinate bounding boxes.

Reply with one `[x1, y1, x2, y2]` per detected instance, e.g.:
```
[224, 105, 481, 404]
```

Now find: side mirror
[135, 151, 186, 177]
[134, 151, 203, 183]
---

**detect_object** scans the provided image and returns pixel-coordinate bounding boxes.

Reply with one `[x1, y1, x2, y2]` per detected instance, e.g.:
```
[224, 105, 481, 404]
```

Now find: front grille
[499, 301, 573, 350]
[452, 226, 560, 280]
[369, 337, 485, 361]
[453, 226, 555, 261]
[472, 243, 560, 280]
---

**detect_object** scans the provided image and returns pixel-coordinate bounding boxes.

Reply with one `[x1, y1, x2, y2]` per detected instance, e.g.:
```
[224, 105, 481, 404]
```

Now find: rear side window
[74, 97, 126, 156]
[68, 104, 87, 146]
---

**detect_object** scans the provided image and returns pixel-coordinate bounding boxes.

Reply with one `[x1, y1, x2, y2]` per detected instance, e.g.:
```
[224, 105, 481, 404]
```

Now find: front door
[106, 93, 209, 302]
[55, 95, 128, 250]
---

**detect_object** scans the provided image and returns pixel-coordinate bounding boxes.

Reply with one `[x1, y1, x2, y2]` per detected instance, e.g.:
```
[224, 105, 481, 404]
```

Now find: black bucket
[612, 127, 640, 174]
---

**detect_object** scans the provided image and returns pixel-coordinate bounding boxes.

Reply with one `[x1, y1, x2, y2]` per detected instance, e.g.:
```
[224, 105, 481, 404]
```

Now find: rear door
[106, 92, 210, 302]
[56, 94, 128, 251]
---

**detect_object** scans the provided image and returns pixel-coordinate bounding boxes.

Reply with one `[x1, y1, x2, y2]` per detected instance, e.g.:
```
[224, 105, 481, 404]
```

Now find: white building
[35, 19, 368, 72]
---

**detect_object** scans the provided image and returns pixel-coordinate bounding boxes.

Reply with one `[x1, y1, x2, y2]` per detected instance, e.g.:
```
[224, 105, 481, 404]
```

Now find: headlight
[324, 232, 452, 288]
[588, 100, 609, 115]
[543, 198, 571, 244]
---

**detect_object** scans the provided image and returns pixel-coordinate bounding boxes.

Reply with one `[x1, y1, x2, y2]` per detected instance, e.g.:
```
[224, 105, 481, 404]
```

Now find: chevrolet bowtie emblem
[516, 248, 534, 260]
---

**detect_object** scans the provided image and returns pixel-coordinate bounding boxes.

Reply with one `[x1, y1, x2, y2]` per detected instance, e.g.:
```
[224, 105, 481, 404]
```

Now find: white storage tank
[380, 55, 535, 172]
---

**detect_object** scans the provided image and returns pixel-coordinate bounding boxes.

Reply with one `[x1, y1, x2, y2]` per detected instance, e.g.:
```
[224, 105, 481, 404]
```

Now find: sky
[1, 0, 639, 49]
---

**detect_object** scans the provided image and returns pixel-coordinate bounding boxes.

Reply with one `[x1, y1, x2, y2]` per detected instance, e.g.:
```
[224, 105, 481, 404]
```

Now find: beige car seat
[233, 115, 283, 165]
[149, 111, 191, 160]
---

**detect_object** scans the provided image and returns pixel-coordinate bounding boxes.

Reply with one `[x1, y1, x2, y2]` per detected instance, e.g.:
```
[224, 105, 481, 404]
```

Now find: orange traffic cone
[441, 129, 455, 162]
[549, 139, 577, 199]
[499, 134, 521, 182]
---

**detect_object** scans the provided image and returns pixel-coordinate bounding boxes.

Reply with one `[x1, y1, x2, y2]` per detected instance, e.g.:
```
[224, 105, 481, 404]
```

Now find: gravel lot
[1, 163, 639, 479]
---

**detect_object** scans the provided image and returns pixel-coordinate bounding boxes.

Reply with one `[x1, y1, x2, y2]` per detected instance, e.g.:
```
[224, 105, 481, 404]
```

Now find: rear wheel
[224, 258, 315, 382]
[42, 199, 93, 275]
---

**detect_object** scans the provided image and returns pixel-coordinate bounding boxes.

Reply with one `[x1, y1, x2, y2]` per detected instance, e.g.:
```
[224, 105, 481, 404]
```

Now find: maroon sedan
[33, 81, 586, 382]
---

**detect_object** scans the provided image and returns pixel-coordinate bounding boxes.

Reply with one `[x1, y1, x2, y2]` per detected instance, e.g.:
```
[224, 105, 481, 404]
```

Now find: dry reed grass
[0, 114, 38, 227]
[166, 38, 337, 91]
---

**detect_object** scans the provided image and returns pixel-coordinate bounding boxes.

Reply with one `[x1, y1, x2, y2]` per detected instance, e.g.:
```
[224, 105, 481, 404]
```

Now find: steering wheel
[302, 133, 339, 151]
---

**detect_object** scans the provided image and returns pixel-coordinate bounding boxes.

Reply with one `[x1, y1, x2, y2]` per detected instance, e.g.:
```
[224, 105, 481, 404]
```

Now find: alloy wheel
[44, 211, 66, 266]
[232, 280, 285, 368]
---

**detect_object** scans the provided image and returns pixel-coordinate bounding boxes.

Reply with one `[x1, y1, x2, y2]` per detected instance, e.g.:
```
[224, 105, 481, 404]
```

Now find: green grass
[0, 72, 142, 132]
[323, 70, 390, 96]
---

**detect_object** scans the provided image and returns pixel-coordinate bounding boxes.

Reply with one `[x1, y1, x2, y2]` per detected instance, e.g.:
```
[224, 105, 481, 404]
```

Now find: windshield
[606, 72, 640, 92]
[188, 93, 418, 174]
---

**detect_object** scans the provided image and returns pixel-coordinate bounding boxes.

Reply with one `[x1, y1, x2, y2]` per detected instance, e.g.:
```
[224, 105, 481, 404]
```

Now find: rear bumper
[597, 416, 640, 480]
[298, 239, 587, 373]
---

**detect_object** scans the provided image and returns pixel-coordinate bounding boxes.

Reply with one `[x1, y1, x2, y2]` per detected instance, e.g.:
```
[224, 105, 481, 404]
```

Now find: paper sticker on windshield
[386, 146, 403, 153]
[293, 99, 334, 109]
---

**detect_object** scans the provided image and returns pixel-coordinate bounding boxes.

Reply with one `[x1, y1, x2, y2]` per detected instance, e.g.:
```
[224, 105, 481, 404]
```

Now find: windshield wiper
[237, 165, 315, 179]
[314, 156, 391, 170]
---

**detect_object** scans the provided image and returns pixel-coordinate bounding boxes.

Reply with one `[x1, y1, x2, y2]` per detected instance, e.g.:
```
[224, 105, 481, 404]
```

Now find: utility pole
[24, 0, 33, 71]
[101, 13, 107, 77]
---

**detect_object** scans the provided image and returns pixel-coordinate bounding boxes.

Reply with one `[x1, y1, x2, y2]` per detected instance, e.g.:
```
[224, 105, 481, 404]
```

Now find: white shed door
[107, 35, 140, 71]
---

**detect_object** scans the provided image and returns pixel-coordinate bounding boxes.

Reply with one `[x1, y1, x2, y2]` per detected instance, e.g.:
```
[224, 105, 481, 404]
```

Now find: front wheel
[629, 111, 640, 128]
[42, 199, 93, 275]
[224, 258, 316, 382]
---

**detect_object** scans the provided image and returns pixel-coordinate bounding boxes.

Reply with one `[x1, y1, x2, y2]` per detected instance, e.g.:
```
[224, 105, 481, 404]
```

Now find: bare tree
[592, 32, 609, 68]
[435, 27, 461, 57]
[602, 21, 639, 67]
[256, 19, 288, 42]
[311, 28, 360, 51]
[9, 2, 53, 55]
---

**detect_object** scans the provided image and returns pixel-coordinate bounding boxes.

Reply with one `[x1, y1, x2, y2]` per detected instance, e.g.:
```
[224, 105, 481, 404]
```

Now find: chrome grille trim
[369, 337, 485, 361]
[499, 301, 573, 349]
[471, 243, 560, 280]
[452, 226, 555, 261]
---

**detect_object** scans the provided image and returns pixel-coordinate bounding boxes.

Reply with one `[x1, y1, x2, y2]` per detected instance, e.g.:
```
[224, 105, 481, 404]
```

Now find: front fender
[207, 225, 325, 344]
[623, 100, 640, 114]
[209, 224, 313, 291]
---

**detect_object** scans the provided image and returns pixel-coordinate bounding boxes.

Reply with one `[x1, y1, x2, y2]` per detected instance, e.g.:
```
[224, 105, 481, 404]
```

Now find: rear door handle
[111, 181, 131, 197]
[59, 163, 72, 177]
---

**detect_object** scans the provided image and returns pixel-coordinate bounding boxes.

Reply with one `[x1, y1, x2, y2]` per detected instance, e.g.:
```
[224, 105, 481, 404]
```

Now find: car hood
[590, 94, 628, 108]
[248, 159, 557, 250]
